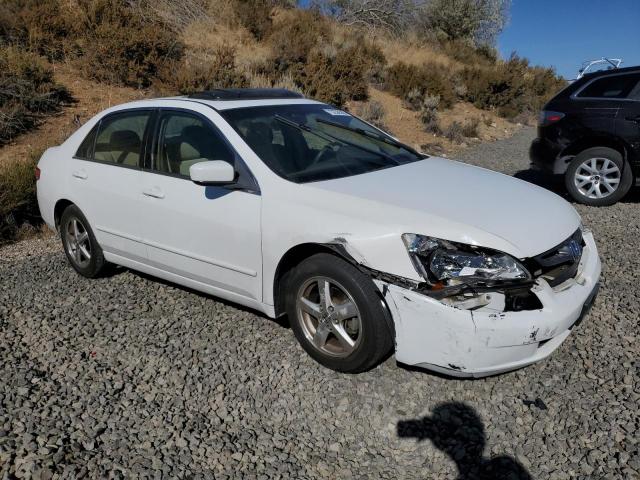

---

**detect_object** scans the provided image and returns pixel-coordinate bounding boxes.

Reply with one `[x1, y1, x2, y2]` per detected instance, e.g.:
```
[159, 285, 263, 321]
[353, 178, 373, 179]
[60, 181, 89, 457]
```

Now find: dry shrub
[160, 45, 249, 94]
[269, 9, 332, 71]
[266, 10, 384, 106]
[443, 120, 464, 143]
[461, 117, 480, 137]
[0, 46, 71, 145]
[0, 150, 41, 243]
[135, 0, 210, 32]
[443, 117, 479, 143]
[77, 0, 184, 89]
[461, 54, 566, 119]
[1, 0, 76, 61]
[232, 0, 274, 40]
[384, 61, 456, 109]
[441, 39, 496, 66]
[421, 107, 441, 135]
[419, 95, 441, 134]
[354, 100, 386, 130]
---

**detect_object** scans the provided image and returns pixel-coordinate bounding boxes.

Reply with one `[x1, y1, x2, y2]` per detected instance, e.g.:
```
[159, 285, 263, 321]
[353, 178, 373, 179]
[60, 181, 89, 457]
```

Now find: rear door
[615, 73, 640, 162]
[138, 107, 263, 301]
[71, 109, 152, 262]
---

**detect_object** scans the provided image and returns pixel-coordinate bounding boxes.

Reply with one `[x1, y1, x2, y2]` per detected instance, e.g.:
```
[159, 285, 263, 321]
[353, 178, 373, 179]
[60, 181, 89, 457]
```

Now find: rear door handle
[72, 170, 88, 180]
[626, 115, 640, 123]
[142, 187, 165, 199]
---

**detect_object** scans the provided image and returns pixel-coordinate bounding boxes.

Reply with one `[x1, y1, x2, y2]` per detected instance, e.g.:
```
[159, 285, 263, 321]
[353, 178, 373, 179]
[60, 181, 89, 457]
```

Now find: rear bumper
[529, 138, 563, 173]
[380, 231, 601, 378]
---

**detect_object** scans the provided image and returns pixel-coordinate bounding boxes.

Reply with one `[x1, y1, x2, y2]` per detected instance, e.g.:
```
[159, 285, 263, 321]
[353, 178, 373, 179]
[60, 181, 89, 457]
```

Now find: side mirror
[189, 160, 236, 185]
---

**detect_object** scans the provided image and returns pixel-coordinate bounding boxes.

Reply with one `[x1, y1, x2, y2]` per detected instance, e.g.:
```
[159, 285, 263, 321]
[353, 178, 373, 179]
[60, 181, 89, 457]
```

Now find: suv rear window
[577, 73, 640, 99]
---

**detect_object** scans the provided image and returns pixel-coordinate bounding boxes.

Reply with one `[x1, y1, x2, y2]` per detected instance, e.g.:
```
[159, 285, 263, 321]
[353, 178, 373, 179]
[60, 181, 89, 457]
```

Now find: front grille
[525, 229, 584, 287]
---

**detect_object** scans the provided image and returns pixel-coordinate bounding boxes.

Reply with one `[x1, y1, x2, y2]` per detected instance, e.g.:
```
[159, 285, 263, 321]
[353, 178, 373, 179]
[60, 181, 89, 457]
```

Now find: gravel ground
[1, 127, 638, 479]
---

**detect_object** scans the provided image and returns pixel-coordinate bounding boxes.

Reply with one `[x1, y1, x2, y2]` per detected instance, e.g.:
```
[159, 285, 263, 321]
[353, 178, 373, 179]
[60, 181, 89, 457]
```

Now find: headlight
[402, 233, 531, 286]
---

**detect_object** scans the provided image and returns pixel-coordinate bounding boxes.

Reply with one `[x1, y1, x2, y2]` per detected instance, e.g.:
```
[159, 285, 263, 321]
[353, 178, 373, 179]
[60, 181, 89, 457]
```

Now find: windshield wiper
[315, 117, 423, 157]
[274, 115, 400, 166]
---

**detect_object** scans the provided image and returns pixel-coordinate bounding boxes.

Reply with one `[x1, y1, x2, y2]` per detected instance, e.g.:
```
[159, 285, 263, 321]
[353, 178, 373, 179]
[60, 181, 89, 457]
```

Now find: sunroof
[187, 88, 304, 101]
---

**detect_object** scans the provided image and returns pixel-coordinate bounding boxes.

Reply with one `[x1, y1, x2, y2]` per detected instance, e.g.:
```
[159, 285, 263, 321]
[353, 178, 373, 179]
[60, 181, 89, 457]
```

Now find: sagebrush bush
[421, 107, 441, 135]
[461, 117, 480, 137]
[77, 0, 184, 88]
[267, 10, 384, 106]
[354, 100, 386, 130]
[0, 151, 40, 243]
[441, 39, 496, 66]
[461, 55, 565, 118]
[443, 117, 479, 143]
[385, 62, 456, 109]
[0, 46, 71, 145]
[269, 9, 332, 72]
[160, 45, 249, 94]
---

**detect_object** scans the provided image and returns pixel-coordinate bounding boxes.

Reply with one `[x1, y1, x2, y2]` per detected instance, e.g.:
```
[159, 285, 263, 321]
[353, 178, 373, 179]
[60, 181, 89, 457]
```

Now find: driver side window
[153, 112, 234, 177]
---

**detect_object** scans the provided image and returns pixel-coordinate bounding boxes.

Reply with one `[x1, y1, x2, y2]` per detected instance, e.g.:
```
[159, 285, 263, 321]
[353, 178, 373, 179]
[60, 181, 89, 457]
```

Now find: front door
[138, 108, 262, 301]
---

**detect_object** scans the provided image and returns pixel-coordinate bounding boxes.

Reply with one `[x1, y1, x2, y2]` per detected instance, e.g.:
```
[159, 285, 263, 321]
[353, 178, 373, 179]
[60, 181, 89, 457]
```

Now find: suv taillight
[35, 167, 41, 180]
[538, 110, 565, 127]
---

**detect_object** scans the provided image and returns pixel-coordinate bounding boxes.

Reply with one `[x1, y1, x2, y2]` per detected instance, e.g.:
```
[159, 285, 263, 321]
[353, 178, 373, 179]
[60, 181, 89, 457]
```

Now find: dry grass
[182, 20, 272, 76]
[348, 87, 519, 156]
[377, 33, 461, 71]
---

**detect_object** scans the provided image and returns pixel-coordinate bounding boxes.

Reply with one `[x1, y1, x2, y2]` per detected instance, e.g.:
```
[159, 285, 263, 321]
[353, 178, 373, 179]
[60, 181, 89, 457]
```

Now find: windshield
[220, 104, 424, 183]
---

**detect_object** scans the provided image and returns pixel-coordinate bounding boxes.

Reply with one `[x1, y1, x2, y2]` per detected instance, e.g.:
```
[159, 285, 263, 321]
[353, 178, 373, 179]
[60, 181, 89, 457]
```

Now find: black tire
[60, 205, 106, 278]
[285, 253, 394, 373]
[565, 147, 633, 206]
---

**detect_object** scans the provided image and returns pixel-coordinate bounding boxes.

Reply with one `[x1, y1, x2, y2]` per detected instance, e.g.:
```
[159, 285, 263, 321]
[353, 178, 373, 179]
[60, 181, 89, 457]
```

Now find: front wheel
[285, 253, 394, 373]
[565, 147, 633, 206]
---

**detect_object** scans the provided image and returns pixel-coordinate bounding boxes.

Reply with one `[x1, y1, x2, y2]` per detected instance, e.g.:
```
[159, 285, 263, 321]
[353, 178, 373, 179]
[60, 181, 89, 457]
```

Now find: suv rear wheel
[565, 147, 633, 206]
[285, 253, 394, 373]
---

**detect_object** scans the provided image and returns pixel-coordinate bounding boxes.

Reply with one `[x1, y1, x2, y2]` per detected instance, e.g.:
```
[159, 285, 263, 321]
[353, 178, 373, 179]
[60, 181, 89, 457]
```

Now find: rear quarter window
[577, 73, 640, 99]
[75, 125, 98, 159]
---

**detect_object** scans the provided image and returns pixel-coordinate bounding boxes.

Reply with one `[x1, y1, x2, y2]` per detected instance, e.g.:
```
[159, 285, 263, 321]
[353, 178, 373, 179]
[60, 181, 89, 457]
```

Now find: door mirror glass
[189, 160, 236, 185]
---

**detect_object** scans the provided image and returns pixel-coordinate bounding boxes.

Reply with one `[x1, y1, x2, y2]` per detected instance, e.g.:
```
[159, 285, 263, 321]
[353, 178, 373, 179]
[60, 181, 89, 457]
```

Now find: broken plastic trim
[323, 240, 535, 302]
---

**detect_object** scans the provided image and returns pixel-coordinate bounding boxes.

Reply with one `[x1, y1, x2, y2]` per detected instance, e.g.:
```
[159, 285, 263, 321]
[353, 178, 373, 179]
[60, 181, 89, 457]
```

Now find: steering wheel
[309, 143, 339, 167]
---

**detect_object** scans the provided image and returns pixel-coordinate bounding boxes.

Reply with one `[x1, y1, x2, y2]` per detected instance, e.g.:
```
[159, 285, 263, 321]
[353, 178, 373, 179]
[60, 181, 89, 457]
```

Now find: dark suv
[530, 66, 640, 206]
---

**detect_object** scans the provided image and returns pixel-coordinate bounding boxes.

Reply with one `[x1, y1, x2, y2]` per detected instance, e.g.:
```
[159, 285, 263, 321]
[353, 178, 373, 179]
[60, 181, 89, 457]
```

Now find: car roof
[581, 65, 640, 80]
[110, 96, 325, 112]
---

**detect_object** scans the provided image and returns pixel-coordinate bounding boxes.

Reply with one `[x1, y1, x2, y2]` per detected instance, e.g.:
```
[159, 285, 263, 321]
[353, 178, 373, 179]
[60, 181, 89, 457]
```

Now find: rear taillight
[35, 166, 41, 181]
[538, 110, 565, 127]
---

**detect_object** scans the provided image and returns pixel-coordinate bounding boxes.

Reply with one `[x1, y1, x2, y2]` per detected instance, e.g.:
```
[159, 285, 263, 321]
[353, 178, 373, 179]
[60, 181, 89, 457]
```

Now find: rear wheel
[285, 253, 394, 373]
[60, 205, 106, 278]
[565, 147, 633, 206]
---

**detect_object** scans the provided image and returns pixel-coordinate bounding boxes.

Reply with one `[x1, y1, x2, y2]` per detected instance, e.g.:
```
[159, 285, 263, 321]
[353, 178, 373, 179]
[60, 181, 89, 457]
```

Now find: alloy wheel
[574, 157, 621, 199]
[296, 276, 362, 358]
[65, 217, 92, 269]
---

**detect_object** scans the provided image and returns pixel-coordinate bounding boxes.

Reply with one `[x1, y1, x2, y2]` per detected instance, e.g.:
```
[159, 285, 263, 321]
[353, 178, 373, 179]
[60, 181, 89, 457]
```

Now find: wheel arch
[54, 199, 75, 230]
[273, 243, 348, 317]
[272, 242, 397, 346]
[562, 135, 630, 162]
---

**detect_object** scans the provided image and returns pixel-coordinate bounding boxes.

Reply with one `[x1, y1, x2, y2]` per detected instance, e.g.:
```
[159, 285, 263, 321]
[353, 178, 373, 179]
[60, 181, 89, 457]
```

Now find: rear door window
[577, 73, 640, 99]
[93, 111, 151, 167]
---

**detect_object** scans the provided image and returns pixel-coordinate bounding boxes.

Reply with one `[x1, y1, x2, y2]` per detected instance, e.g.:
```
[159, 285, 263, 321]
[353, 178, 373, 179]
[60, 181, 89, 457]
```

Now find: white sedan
[36, 89, 601, 377]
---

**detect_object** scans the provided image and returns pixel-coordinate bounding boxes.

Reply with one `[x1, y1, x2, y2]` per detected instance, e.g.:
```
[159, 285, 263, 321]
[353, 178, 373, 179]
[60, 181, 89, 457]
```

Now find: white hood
[307, 157, 581, 259]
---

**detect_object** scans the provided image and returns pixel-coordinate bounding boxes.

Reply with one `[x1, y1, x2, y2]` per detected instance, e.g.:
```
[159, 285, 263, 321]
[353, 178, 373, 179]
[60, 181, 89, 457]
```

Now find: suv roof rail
[187, 88, 305, 101]
[575, 57, 623, 80]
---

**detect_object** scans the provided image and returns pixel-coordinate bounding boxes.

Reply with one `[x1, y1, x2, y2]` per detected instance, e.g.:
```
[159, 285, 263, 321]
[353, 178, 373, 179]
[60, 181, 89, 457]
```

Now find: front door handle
[143, 187, 165, 199]
[626, 115, 640, 123]
[72, 170, 88, 180]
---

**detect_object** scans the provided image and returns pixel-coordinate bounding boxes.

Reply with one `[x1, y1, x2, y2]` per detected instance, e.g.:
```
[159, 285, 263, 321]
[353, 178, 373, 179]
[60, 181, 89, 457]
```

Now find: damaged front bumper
[377, 231, 601, 378]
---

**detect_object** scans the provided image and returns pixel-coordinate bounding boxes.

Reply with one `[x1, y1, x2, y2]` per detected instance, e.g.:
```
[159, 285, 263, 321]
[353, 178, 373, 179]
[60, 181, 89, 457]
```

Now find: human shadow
[397, 402, 533, 480]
